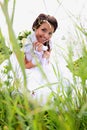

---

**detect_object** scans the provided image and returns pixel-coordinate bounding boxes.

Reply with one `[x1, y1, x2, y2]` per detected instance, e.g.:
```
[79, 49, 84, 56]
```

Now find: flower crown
[38, 19, 51, 26]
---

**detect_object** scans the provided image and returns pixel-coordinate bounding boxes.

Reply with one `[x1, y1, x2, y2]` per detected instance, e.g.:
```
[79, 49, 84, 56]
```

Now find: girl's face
[35, 22, 54, 43]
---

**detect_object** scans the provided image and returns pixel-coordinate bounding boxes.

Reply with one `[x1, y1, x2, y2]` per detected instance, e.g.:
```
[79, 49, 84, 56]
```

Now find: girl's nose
[44, 33, 49, 39]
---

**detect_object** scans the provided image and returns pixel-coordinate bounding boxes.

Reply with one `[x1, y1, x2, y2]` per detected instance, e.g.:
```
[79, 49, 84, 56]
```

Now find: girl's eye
[41, 29, 46, 32]
[41, 29, 52, 35]
[49, 32, 52, 35]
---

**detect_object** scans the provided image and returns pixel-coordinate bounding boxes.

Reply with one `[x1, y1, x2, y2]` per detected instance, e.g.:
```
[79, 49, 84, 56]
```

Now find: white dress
[8, 32, 58, 105]
[24, 32, 58, 104]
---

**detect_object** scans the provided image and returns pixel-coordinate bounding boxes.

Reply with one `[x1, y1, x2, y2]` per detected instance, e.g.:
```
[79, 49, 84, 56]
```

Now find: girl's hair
[32, 13, 58, 32]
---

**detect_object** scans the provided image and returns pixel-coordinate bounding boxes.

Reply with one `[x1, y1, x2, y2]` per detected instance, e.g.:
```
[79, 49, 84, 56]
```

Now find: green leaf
[67, 56, 87, 80]
[0, 30, 12, 64]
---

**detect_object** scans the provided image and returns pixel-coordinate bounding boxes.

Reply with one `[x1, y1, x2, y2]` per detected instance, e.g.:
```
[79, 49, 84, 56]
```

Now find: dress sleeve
[24, 35, 41, 64]
[24, 35, 33, 61]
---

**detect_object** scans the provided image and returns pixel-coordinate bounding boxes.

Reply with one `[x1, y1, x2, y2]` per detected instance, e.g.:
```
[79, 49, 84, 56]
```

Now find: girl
[24, 13, 58, 104]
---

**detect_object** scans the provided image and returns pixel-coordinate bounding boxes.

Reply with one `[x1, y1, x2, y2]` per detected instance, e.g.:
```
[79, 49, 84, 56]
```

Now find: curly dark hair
[32, 13, 58, 32]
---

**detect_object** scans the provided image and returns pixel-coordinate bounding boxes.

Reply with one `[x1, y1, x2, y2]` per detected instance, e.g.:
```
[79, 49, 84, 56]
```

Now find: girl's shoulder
[24, 31, 35, 46]
[27, 31, 37, 43]
[24, 32, 37, 52]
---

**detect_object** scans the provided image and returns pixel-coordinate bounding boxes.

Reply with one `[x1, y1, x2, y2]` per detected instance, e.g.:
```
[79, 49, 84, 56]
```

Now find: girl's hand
[33, 42, 43, 52]
[42, 51, 50, 59]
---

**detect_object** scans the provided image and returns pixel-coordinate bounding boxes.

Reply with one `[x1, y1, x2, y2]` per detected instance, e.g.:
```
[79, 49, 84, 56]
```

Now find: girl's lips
[39, 36, 48, 43]
[42, 39, 48, 43]
[38, 37, 48, 43]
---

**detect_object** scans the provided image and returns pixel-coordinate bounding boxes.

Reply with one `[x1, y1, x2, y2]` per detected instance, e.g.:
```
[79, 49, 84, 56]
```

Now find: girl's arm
[24, 57, 36, 69]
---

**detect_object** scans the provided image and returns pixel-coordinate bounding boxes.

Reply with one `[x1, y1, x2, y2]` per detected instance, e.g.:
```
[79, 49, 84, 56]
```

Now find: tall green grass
[0, 0, 87, 130]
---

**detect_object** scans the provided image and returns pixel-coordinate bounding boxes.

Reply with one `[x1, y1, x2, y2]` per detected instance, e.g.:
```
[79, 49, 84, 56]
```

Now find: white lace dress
[23, 32, 58, 104]
[9, 32, 58, 104]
